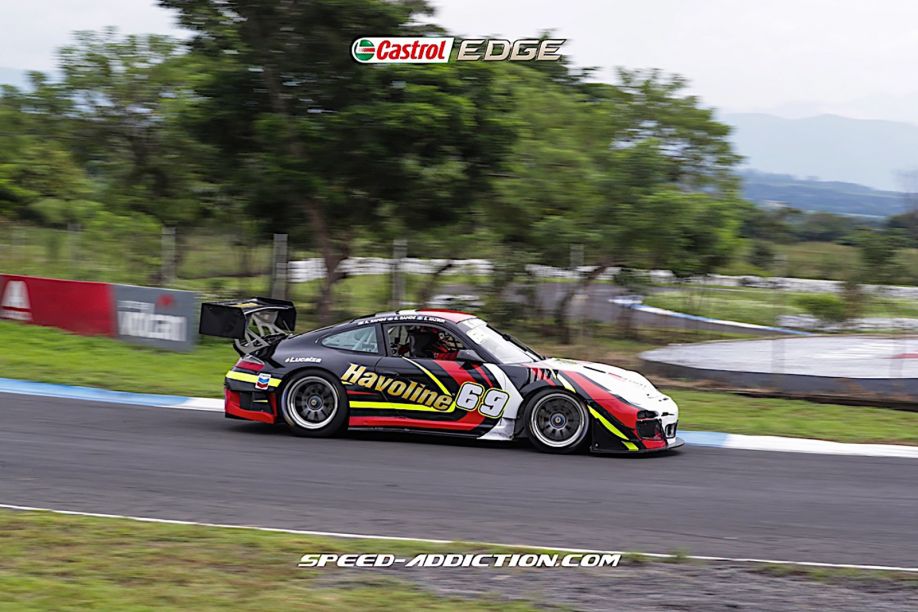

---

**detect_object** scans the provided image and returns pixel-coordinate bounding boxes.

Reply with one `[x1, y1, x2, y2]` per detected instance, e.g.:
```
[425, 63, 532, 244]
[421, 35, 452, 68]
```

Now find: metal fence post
[67, 223, 80, 276]
[391, 238, 407, 308]
[161, 227, 176, 284]
[271, 233, 288, 300]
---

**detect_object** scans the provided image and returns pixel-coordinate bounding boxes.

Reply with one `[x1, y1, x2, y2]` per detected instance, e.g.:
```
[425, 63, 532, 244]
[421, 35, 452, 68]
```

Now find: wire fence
[2, 223, 917, 340]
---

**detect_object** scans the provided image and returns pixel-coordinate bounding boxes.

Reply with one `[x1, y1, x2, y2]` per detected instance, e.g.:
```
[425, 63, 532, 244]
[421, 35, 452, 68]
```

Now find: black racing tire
[524, 389, 590, 454]
[280, 369, 349, 437]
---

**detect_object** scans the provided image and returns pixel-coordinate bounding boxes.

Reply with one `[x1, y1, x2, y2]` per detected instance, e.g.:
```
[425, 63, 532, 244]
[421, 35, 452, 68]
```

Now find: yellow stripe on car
[401, 357, 459, 411]
[225, 370, 281, 387]
[588, 407, 639, 451]
[556, 373, 577, 393]
[349, 400, 444, 412]
[402, 357, 450, 395]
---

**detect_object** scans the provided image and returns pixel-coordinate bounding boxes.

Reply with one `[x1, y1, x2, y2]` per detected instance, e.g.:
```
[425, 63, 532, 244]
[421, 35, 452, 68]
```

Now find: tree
[54, 29, 218, 228]
[0, 84, 91, 219]
[485, 67, 745, 340]
[856, 228, 903, 284]
[160, 0, 515, 322]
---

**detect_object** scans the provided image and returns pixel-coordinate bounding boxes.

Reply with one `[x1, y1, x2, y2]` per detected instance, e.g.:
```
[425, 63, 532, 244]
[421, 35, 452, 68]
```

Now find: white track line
[1, 503, 915, 573]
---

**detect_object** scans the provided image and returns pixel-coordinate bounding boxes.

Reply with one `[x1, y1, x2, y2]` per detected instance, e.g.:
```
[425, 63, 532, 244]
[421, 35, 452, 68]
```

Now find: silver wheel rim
[530, 393, 587, 448]
[284, 376, 339, 430]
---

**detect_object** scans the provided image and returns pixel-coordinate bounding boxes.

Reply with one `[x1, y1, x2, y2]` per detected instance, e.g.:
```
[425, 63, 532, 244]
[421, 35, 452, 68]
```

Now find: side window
[386, 324, 465, 360]
[321, 326, 379, 353]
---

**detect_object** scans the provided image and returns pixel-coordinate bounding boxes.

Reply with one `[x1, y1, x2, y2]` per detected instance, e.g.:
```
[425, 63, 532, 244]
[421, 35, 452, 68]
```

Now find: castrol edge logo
[351, 37, 564, 64]
[352, 37, 453, 63]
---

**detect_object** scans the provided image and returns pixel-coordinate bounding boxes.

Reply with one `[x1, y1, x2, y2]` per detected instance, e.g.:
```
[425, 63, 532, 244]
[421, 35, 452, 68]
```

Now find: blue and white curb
[679, 430, 918, 459]
[0, 377, 223, 411]
[629, 303, 810, 336]
[1, 377, 915, 459]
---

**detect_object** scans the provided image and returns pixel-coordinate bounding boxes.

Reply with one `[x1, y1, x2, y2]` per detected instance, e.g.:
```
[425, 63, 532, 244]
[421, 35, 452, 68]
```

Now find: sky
[2, 0, 918, 124]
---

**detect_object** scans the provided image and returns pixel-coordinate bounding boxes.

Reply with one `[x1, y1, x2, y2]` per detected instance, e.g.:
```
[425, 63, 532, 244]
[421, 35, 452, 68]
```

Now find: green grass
[0, 320, 236, 398]
[719, 240, 918, 284]
[643, 285, 918, 327]
[0, 509, 539, 611]
[2, 508, 912, 610]
[669, 389, 918, 445]
[757, 562, 918, 586]
[3, 320, 918, 445]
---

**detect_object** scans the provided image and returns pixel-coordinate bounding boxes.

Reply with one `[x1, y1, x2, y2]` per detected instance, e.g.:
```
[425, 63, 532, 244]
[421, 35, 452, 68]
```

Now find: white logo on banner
[0, 280, 31, 321]
[117, 300, 186, 341]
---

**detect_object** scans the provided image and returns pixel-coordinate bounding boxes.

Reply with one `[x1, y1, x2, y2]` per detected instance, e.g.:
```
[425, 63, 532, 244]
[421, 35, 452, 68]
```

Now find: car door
[349, 322, 509, 434]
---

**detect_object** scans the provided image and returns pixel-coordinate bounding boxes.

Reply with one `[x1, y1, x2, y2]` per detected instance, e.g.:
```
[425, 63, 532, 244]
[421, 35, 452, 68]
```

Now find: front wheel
[525, 391, 590, 454]
[280, 371, 349, 437]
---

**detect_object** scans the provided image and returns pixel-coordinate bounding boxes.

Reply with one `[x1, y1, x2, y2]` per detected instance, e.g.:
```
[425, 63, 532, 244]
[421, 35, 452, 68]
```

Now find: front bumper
[589, 415, 683, 454]
[591, 436, 685, 455]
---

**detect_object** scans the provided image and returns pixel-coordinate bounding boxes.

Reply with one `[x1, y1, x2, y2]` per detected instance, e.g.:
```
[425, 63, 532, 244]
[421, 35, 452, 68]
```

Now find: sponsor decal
[0, 280, 31, 321]
[351, 37, 564, 64]
[355, 314, 446, 326]
[352, 37, 453, 63]
[298, 552, 620, 568]
[118, 299, 186, 342]
[455, 38, 565, 62]
[255, 372, 272, 390]
[342, 363, 454, 411]
[113, 285, 197, 351]
[342, 363, 508, 418]
[285, 356, 322, 364]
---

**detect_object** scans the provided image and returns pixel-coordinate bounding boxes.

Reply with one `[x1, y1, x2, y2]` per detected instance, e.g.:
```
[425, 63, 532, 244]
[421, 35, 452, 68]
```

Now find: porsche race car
[199, 298, 684, 454]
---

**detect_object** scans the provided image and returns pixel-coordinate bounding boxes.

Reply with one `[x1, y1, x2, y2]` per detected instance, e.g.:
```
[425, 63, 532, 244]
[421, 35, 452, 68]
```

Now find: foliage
[159, 0, 518, 321]
[747, 240, 776, 270]
[856, 228, 903, 284]
[840, 277, 867, 321]
[793, 293, 848, 323]
[83, 210, 163, 283]
[1, 6, 760, 319]
[489, 67, 744, 275]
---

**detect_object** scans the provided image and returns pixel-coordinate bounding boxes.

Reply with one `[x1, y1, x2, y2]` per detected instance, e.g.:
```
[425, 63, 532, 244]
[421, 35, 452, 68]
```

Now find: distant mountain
[722, 113, 918, 191]
[739, 170, 907, 218]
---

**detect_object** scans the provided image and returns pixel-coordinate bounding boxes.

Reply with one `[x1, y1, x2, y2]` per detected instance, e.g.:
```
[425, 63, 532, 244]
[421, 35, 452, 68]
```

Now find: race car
[199, 298, 683, 454]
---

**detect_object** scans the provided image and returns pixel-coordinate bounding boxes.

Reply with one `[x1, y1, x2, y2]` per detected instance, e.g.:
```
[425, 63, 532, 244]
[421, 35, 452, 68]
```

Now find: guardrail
[287, 257, 918, 298]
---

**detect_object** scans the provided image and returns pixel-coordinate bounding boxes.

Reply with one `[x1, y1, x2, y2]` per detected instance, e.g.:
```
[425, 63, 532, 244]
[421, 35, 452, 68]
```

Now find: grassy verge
[668, 389, 918, 445]
[643, 285, 918, 327]
[0, 509, 537, 611]
[2, 320, 917, 445]
[1, 508, 914, 611]
[0, 320, 235, 398]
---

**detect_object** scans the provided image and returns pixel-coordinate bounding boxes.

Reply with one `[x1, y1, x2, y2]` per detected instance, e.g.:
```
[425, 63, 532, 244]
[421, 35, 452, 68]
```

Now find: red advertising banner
[0, 275, 115, 336]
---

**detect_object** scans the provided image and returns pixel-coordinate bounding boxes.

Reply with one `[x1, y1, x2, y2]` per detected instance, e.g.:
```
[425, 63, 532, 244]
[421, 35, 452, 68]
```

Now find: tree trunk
[307, 203, 350, 324]
[554, 261, 612, 344]
[416, 260, 454, 307]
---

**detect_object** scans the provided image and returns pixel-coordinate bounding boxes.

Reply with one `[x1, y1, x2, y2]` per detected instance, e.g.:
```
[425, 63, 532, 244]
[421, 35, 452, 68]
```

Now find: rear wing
[199, 297, 296, 355]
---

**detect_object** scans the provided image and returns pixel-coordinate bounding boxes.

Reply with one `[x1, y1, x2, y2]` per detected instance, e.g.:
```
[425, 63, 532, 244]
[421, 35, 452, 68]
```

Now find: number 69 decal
[455, 382, 510, 419]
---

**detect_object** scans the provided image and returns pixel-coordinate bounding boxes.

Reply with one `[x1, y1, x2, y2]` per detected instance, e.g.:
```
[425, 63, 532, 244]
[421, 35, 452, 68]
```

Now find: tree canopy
[0, 1, 756, 320]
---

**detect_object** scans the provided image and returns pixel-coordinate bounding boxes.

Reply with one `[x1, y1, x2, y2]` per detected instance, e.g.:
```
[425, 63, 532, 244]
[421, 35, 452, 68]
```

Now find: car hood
[531, 357, 675, 413]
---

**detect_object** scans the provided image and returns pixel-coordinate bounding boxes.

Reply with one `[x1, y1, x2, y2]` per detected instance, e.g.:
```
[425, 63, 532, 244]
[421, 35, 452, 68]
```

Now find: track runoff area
[0, 380, 916, 573]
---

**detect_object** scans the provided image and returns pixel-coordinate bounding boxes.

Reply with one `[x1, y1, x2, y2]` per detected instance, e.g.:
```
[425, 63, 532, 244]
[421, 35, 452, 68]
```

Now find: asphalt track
[2, 392, 916, 567]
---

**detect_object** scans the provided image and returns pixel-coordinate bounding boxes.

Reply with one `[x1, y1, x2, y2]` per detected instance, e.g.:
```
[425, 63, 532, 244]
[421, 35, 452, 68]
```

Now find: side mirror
[456, 349, 484, 364]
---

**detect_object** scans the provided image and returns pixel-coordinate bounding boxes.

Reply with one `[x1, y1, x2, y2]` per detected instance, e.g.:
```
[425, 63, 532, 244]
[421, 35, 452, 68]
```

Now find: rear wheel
[280, 370, 348, 437]
[525, 390, 589, 454]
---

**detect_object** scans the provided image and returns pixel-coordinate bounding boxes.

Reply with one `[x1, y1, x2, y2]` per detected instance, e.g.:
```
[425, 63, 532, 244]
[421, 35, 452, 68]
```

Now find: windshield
[459, 319, 539, 364]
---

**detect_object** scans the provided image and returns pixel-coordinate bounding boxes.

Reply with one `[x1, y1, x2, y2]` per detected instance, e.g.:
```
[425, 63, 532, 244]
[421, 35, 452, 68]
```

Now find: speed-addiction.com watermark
[298, 553, 621, 568]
